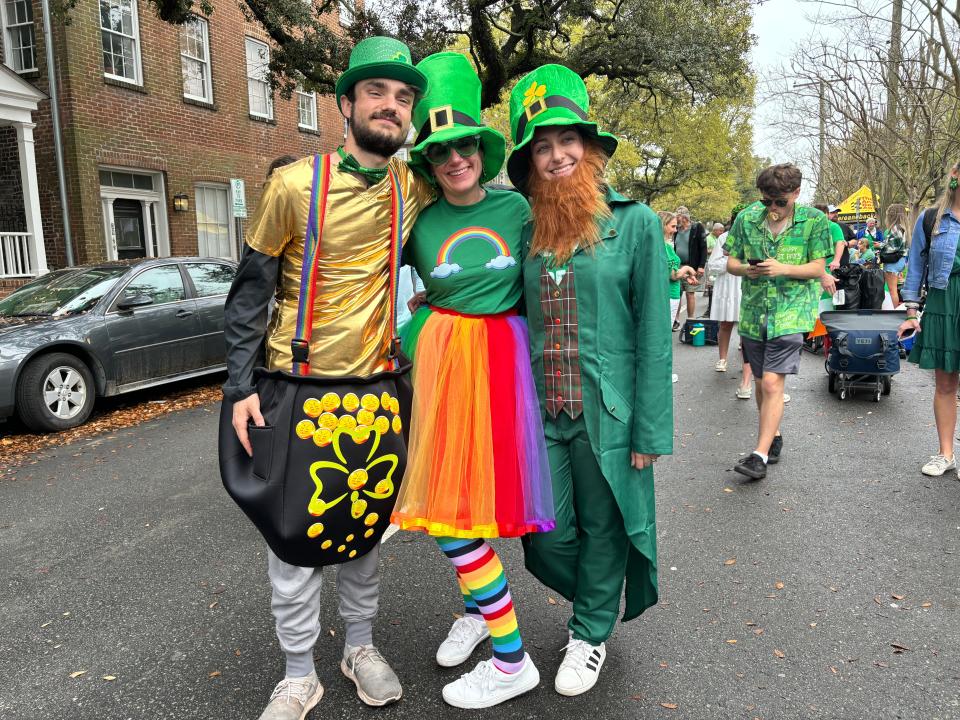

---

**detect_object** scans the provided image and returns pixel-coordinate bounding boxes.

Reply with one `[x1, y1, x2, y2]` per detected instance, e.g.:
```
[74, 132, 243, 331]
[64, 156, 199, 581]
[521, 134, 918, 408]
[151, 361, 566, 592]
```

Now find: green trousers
[523, 412, 630, 644]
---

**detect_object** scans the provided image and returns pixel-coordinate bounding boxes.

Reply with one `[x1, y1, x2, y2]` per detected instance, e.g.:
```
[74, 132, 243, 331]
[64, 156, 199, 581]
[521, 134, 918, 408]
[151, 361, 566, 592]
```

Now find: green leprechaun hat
[409, 52, 505, 185]
[335, 36, 428, 112]
[507, 64, 619, 191]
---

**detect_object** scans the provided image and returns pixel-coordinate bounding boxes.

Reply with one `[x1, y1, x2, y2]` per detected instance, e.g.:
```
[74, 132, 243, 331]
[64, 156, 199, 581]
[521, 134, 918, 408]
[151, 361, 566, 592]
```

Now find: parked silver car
[0, 257, 236, 432]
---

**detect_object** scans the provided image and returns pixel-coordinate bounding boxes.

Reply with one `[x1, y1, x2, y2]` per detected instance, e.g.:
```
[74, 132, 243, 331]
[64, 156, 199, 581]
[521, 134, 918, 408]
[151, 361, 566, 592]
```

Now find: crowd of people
[217, 36, 958, 720]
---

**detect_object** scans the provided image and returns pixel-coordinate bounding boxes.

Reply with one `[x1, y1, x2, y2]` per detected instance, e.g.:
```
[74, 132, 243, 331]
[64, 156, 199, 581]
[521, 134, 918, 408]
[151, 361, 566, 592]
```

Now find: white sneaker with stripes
[554, 639, 606, 696]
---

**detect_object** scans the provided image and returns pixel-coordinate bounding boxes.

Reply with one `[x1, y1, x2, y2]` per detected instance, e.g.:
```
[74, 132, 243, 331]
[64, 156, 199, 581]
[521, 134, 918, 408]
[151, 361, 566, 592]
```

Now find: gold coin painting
[294, 392, 403, 559]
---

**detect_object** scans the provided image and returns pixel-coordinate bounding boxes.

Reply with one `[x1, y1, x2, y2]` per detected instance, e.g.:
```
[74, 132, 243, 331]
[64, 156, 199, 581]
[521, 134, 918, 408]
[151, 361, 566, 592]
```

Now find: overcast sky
[751, 1, 823, 169]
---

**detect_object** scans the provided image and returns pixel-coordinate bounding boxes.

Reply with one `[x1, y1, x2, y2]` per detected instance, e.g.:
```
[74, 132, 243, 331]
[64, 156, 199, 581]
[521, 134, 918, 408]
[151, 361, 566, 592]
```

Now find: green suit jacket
[523, 187, 673, 620]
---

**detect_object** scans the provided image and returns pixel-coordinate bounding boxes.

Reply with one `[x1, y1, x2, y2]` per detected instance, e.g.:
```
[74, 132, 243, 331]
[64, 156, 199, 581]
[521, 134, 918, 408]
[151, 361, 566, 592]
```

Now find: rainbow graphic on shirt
[430, 226, 516, 279]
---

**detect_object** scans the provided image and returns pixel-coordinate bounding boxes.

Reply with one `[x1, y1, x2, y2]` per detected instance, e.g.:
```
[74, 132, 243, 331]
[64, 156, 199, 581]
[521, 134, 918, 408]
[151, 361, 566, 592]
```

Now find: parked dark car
[0, 257, 237, 432]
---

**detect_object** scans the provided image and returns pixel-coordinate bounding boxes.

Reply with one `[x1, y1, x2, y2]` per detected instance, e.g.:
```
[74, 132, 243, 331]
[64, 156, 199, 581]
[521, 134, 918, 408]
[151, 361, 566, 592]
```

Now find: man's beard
[350, 108, 406, 158]
[526, 141, 611, 265]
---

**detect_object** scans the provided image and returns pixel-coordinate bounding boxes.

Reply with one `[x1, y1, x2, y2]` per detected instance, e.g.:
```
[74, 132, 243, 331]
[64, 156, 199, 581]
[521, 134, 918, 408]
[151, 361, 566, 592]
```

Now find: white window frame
[180, 14, 212, 103]
[100, 0, 143, 86]
[194, 183, 237, 260]
[245, 37, 273, 120]
[338, 0, 355, 27]
[2, 0, 37, 72]
[297, 86, 317, 130]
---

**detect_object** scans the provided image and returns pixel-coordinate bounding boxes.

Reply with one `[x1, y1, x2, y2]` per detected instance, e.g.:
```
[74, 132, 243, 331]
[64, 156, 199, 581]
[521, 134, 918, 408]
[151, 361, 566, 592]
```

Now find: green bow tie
[337, 148, 388, 185]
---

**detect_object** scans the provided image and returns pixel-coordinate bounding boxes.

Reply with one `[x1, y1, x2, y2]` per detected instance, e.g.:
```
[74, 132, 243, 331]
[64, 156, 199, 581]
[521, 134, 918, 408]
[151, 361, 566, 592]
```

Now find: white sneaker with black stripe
[554, 639, 606, 696]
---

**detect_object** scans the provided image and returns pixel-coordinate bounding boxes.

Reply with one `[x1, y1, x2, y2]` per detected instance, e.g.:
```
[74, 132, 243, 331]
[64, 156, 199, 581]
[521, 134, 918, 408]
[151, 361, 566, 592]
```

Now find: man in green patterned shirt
[727, 164, 833, 479]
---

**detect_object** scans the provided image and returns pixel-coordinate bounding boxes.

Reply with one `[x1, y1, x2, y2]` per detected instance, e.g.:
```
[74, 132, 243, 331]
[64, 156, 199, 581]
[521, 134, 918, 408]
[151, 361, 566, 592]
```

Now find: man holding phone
[726, 164, 833, 479]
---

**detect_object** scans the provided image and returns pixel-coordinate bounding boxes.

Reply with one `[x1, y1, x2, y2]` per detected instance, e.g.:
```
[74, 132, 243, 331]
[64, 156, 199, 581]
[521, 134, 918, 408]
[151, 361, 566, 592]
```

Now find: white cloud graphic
[430, 262, 463, 279]
[485, 254, 517, 271]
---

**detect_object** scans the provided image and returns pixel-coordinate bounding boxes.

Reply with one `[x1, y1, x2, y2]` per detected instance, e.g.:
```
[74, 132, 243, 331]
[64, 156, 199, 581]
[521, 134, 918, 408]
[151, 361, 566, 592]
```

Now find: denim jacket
[902, 209, 960, 302]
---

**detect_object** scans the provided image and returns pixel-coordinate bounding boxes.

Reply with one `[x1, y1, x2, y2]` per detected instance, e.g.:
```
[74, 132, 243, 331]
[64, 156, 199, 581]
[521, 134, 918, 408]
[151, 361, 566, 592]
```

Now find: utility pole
[795, 79, 827, 199]
[882, 0, 904, 217]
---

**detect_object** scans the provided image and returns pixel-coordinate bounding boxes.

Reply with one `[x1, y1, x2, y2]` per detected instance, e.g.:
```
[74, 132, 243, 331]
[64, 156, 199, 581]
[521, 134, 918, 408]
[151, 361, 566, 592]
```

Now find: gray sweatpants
[267, 543, 381, 677]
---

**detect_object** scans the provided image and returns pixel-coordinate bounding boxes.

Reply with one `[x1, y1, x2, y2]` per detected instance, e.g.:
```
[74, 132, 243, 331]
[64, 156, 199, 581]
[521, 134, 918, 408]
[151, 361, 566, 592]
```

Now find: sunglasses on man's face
[424, 135, 482, 165]
[760, 196, 790, 208]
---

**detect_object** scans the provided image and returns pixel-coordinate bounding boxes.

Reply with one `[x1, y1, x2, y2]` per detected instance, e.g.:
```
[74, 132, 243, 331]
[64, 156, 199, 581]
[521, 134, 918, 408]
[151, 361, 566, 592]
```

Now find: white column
[15, 121, 48, 275]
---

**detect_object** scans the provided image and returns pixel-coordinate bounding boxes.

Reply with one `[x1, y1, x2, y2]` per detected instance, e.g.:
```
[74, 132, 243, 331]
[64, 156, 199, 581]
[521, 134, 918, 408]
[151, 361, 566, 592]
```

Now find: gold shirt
[246, 155, 434, 377]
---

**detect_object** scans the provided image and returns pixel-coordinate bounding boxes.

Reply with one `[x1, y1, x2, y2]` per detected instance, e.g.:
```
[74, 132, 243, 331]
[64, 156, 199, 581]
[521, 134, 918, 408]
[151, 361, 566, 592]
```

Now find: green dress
[909, 244, 960, 372]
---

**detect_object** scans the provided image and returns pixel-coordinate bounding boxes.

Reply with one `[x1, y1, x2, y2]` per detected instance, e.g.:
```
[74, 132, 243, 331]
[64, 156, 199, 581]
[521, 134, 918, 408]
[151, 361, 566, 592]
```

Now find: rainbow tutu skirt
[391, 306, 555, 538]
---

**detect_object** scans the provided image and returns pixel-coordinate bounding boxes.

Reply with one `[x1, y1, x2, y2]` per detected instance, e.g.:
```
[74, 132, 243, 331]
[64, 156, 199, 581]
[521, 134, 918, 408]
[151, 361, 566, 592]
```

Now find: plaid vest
[539, 260, 583, 419]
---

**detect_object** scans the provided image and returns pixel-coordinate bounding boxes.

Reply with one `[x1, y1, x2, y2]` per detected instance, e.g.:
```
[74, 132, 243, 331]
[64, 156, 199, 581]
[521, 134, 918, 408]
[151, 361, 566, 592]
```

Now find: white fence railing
[0, 232, 33, 278]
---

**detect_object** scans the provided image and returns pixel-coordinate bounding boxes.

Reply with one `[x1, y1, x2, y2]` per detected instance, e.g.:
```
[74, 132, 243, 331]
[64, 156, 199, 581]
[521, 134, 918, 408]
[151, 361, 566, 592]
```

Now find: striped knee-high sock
[457, 573, 483, 619]
[437, 537, 526, 673]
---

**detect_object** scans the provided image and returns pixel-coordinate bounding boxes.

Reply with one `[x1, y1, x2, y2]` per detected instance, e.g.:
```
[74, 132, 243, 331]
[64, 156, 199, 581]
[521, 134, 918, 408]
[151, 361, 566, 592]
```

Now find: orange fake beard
[526, 142, 611, 265]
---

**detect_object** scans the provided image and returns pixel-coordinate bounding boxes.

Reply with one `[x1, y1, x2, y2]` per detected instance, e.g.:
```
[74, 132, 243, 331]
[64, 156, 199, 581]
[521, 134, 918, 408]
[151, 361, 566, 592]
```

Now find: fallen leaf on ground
[208, 671, 221, 678]
[629, 694, 644, 701]
[874, 660, 889, 668]
[69, 671, 87, 678]
[775, 581, 785, 590]
[660, 703, 678, 710]
[659, 662, 669, 668]
[0, 381, 222, 478]
[102, 675, 116, 681]
[726, 639, 738, 645]
[753, 628, 765, 636]
[921, 602, 932, 608]
[891, 643, 911, 653]
[547, 596, 557, 605]
[891, 594, 904, 600]
[829, 666, 838, 674]
[724, 558, 737, 566]
[774, 649, 786, 658]
[208, 601, 218, 609]
[723, 487, 733, 493]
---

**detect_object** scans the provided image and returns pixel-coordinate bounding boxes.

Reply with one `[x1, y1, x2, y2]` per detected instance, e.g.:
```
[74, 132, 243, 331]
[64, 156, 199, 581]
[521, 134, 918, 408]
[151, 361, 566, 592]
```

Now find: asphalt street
[1, 321, 958, 720]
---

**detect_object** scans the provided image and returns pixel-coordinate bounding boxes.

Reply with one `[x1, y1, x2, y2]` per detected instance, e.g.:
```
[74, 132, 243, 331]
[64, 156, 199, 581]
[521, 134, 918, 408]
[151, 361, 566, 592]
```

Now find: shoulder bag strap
[291, 153, 333, 376]
[385, 165, 405, 369]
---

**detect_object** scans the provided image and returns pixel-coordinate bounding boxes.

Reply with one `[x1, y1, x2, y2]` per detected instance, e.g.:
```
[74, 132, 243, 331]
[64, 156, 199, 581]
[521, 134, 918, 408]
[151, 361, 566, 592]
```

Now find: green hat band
[515, 95, 587, 145]
[414, 106, 481, 146]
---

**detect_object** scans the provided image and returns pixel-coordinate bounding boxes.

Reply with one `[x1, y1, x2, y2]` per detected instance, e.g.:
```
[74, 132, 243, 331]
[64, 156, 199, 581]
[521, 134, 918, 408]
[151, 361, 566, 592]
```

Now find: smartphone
[747, 258, 762, 266]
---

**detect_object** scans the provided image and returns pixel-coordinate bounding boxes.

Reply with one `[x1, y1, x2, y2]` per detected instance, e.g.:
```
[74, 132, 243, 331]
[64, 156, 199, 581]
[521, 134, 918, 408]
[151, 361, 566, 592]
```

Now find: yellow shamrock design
[523, 81, 547, 107]
[306, 425, 399, 521]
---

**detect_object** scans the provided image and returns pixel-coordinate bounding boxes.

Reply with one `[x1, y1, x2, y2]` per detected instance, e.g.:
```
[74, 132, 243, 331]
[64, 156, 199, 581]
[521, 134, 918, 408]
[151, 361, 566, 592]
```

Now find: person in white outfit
[707, 204, 754, 398]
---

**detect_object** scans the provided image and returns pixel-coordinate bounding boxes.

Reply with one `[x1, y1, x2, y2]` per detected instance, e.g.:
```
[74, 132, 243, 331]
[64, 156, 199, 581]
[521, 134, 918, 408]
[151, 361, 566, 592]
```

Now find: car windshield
[0, 267, 128, 317]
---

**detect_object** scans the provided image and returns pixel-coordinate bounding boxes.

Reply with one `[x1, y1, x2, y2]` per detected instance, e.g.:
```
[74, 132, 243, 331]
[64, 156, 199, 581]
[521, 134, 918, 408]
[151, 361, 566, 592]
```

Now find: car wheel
[16, 352, 96, 432]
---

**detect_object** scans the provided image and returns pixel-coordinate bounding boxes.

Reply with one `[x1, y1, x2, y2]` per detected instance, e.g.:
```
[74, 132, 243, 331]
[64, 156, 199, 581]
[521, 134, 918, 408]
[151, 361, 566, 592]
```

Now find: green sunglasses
[423, 135, 482, 165]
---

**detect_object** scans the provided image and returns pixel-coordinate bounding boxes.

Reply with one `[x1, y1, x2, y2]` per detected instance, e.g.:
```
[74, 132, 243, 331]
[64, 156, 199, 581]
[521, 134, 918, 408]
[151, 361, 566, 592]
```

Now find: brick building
[0, 0, 358, 295]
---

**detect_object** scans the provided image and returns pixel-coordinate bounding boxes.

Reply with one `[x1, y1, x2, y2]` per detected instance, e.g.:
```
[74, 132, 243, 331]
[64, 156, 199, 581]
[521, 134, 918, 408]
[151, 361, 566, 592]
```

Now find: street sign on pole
[230, 179, 247, 218]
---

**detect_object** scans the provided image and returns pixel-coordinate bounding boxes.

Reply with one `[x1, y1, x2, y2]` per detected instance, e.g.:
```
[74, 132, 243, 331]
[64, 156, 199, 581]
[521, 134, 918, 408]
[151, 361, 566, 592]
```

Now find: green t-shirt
[665, 241, 682, 300]
[728, 202, 833, 340]
[405, 189, 530, 314]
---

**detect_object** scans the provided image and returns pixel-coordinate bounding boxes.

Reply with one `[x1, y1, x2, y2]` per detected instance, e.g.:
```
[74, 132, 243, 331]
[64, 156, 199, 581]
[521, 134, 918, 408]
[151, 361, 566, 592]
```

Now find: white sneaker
[715, 359, 728, 372]
[442, 654, 539, 709]
[259, 672, 323, 720]
[736, 386, 752, 399]
[922, 454, 956, 476]
[436, 615, 490, 667]
[555, 639, 606, 697]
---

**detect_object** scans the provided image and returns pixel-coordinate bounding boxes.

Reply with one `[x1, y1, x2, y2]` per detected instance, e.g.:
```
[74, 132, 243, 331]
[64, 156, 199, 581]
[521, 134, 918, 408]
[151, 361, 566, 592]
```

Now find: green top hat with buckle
[409, 52, 505, 185]
[335, 36, 428, 112]
[506, 64, 618, 191]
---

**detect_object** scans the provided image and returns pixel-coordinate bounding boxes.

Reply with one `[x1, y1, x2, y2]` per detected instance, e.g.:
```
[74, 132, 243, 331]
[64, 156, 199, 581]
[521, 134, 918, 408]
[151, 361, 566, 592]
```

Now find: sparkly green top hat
[506, 64, 619, 191]
[408, 52, 505, 185]
[335, 36, 428, 112]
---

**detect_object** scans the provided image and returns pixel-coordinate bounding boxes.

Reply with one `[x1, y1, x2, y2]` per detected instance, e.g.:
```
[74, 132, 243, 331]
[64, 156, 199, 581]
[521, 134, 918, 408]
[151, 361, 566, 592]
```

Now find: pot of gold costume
[219, 152, 416, 568]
